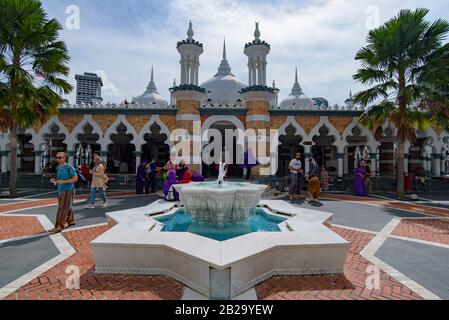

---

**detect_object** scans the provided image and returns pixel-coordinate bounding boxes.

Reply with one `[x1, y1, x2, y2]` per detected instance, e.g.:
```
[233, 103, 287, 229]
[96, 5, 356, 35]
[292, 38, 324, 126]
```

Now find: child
[320, 166, 330, 192]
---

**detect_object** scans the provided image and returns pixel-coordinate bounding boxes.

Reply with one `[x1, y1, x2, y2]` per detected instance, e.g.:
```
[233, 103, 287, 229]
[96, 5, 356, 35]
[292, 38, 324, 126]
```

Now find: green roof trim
[240, 85, 276, 94]
[244, 40, 271, 49]
[177, 39, 203, 48]
[170, 84, 206, 93]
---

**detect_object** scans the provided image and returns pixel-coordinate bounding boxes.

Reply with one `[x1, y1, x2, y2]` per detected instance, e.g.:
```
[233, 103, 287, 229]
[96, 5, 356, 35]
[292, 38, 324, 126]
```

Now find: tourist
[364, 160, 373, 194]
[136, 159, 148, 194]
[320, 165, 330, 192]
[176, 159, 189, 181]
[88, 156, 108, 208]
[181, 170, 192, 184]
[288, 152, 303, 201]
[354, 161, 368, 196]
[163, 170, 179, 201]
[414, 165, 426, 191]
[89, 152, 100, 170]
[49, 152, 78, 233]
[146, 158, 158, 193]
[164, 155, 176, 172]
[306, 157, 321, 202]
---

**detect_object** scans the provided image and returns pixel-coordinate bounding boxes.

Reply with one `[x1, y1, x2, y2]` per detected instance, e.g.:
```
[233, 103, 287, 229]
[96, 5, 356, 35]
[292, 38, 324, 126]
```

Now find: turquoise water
[155, 209, 286, 241]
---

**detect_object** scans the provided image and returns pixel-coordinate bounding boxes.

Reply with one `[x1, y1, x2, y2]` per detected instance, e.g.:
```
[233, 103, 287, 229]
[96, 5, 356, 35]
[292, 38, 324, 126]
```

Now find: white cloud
[45, 0, 449, 106]
[94, 69, 120, 97]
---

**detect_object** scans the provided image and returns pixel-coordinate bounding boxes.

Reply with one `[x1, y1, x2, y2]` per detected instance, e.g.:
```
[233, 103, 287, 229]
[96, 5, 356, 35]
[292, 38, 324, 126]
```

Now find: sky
[40, 0, 449, 106]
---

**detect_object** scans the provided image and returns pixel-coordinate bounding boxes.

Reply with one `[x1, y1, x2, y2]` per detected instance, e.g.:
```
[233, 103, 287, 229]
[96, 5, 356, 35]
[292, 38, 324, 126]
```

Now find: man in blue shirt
[49, 152, 78, 233]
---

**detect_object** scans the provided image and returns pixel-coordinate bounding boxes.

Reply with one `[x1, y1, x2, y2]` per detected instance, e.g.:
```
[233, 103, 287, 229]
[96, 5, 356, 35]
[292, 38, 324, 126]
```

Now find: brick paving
[4, 225, 184, 300]
[322, 194, 449, 217]
[0, 192, 135, 213]
[392, 218, 449, 245]
[255, 226, 422, 300]
[4, 192, 449, 300]
[0, 216, 45, 241]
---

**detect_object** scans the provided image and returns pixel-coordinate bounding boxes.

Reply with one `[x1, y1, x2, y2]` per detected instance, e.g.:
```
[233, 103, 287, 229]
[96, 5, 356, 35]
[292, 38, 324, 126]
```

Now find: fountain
[172, 161, 267, 228]
[91, 162, 348, 299]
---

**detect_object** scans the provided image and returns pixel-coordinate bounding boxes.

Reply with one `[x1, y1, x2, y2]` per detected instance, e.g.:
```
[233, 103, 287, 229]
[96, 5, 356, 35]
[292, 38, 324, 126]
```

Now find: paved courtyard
[1, 189, 449, 300]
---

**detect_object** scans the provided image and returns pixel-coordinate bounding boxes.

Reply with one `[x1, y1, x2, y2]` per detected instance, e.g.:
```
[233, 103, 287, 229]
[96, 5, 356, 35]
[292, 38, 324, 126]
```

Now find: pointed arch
[31, 116, 71, 149]
[69, 114, 104, 150]
[308, 117, 344, 152]
[278, 116, 308, 140]
[103, 115, 139, 149]
[342, 118, 380, 152]
[138, 115, 173, 150]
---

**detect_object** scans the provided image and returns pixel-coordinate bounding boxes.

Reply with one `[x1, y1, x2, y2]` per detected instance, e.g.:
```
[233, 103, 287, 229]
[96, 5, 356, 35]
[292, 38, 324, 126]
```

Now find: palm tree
[353, 8, 449, 199]
[0, 0, 73, 197]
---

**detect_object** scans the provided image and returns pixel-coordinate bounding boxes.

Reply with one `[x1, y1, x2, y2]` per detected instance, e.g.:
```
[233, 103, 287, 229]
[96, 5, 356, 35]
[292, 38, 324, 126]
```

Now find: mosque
[1, 22, 448, 183]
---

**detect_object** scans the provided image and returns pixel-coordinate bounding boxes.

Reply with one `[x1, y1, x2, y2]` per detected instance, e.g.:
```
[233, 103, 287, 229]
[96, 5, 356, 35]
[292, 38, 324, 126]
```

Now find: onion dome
[132, 67, 168, 108]
[279, 68, 316, 110]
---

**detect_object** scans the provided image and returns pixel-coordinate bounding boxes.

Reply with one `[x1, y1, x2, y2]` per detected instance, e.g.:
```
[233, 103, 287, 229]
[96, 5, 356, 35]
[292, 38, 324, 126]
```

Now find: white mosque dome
[132, 67, 168, 108]
[201, 75, 246, 105]
[200, 40, 247, 105]
[279, 68, 316, 110]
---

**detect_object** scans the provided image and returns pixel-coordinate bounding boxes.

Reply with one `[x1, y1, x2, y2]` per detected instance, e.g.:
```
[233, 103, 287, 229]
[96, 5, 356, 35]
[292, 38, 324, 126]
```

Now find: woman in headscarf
[181, 170, 192, 184]
[307, 157, 321, 202]
[354, 161, 368, 196]
[136, 159, 148, 194]
[163, 170, 179, 201]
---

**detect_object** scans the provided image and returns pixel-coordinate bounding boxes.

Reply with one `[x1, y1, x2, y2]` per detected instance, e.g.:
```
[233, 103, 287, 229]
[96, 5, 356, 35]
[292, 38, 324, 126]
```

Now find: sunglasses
[56, 157, 65, 159]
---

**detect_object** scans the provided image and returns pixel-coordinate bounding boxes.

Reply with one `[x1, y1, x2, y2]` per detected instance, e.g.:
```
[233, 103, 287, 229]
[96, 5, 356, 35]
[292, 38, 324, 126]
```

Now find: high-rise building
[75, 72, 103, 105]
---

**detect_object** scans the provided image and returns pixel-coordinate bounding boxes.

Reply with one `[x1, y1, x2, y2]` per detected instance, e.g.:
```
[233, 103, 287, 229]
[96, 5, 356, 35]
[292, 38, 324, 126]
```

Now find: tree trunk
[9, 51, 20, 198]
[9, 117, 18, 198]
[396, 141, 405, 200]
[397, 70, 406, 201]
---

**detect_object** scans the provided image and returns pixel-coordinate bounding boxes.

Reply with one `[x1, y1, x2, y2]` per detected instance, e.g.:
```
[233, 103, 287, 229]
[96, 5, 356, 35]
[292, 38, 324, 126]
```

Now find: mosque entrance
[202, 121, 244, 178]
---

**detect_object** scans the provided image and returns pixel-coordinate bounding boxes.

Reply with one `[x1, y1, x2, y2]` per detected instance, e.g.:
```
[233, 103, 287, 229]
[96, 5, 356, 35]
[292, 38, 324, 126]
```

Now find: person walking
[288, 152, 304, 201]
[306, 157, 321, 202]
[146, 158, 158, 193]
[49, 152, 78, 233]
[354, 161, 368, 196]
[88, 156, 108, 208]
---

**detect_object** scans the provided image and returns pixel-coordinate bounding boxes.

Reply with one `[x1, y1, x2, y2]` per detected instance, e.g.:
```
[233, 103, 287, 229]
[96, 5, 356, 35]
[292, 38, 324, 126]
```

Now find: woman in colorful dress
[354, 161, 368, 196]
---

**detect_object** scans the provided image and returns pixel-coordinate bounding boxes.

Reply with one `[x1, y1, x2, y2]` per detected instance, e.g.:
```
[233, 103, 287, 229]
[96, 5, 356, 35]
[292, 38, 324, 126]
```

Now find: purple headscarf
[163, 170, 179, 201]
